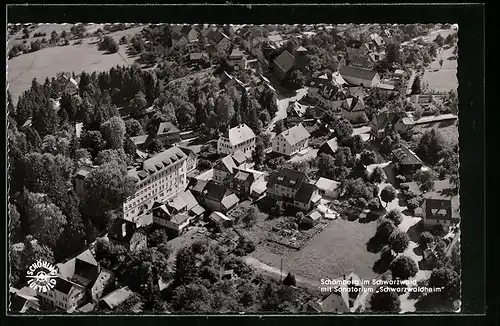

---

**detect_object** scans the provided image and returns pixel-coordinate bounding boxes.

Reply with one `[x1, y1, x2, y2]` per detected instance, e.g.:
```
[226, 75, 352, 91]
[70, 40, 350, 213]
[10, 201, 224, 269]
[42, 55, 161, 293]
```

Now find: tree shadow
[406, 223, 422, 244]
[414, 293, 454, 312]
[372, 249, 394, 274]
[439, 187, 457, 197]
[359, 211, 379, 224]
[367, 233, 386, 254]
[418, 256, 436, 271]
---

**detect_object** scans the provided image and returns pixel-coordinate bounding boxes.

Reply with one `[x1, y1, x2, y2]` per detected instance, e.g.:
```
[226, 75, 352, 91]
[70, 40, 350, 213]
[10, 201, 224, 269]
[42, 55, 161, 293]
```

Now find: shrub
[368, 198, 381, 211]
[406, 198, 420, 212]
[419, 231, 434, 248]
[357, 198, 368, 209]
[400, 183, 410, 191]
[283, 272, 297, 286]
[385, 209, 403, 226]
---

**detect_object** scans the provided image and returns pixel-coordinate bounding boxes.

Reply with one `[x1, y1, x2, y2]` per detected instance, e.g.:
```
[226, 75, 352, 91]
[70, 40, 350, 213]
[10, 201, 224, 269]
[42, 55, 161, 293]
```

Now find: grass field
[414, 120, 459, 148]
[7, 25, 145, 104]
[422, 44, 458, 93]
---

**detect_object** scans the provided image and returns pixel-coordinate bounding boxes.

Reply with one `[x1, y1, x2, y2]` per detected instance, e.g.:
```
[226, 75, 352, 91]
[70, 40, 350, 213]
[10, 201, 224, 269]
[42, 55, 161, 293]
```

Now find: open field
[8, 24, 76, 50]
[422, 44, 458, 93]
[414, 120, 459, 148]
[7, 26, 145, 104]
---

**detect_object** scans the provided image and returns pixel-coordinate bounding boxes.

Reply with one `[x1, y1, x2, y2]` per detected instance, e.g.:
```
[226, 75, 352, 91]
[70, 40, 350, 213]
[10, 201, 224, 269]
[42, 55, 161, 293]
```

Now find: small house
[209, 211, 234, 228]
[339, 66, 380, 88]
[156, 122, 181, 145]
[315, 177, 340, 199]
[304, 210, 322, 227]
[272, 124, 310, 157]
[273, 50, 295, 81]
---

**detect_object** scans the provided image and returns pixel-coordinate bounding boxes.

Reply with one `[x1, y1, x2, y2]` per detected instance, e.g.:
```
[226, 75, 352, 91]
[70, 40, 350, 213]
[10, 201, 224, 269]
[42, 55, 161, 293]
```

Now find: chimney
[121, 223, 127, 238]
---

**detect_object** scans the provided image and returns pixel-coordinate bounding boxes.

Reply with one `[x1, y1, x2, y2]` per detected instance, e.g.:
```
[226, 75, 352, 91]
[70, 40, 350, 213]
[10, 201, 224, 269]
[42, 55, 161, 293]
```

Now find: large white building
[217, 124, 256, 155]
[272, 124, 310, 157]
[123, 146, 190, 219]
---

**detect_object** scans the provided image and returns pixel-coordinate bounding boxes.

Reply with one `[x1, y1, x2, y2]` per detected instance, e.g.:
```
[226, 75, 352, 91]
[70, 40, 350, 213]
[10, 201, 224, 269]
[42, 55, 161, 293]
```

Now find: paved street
[266, 87, 308, 134]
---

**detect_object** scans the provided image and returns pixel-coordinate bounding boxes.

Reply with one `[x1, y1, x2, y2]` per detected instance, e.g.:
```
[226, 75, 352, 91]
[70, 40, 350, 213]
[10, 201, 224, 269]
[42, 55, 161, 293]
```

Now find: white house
[272, 124, 310, 157]
[315, 177, 340, 199]
[217, 124, 256, 155]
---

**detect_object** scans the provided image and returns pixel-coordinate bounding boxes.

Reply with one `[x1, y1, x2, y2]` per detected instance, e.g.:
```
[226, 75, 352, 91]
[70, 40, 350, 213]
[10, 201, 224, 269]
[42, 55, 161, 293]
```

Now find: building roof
[340, 66, 378, 82]
[268, 34, 283, 43]
[215, 155, 238, 174]
[221, 124, 256, 147]
[221, 193, 240, 210]
[108, 219, 139, 244]
[229, 48, 244, 58]
[342, 97, 365, 112]
[190, 204, 206, 216]
[294, 182, 318, 204]
[231, 150, 248, 166]
[279, 124, 310, 146]
[307, 210, 322, 221]
[315, 177, 340, 192]
[346, 39, 364, 49]
[157, 122, 180, 136]
[180, 25, 194, 36]
[234, 169, 252, 182]
[349, 54, 374, 69]
[268, 168, 307, 190]
[139, 146, 187, 177]
[207, 30, 229, 45]
[392, 145, 423, 166]
[319, 83, 341, 101]
[210, 211, 233, 223]
[273, 50, 295, 74]
[296, 45, 308, 52]
[131, 134, 148, 146]
[54, 277, 83, 295]
[424, 198, 453, 221]
[347, 86, 365, 99]
[190, 52, 203, 61]
[287, 101, 307, 118]
[370, 33, 385, 47]
[202, 180, 231, 202]
[101, 286, 134, 310]
[57, 249, 98, 280]
[190, 179, 209, 195]
[319, 138, 339, 154]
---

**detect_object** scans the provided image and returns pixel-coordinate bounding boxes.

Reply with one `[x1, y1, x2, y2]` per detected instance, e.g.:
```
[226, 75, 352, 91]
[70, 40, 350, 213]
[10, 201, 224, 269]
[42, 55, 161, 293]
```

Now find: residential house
[38, 249, 114, 312]
[315, 177, 340, 199]
[156, 122, 181, 145]
[9, 287, 40, 313]
[99, 286, 135, 311]
[189, 52, 208, 66]
[179, 25, 199, 43]
[217, 124, 256, 155]
[418, 198, 455, 232]
[206, 30, 231, 56]
[317, 138, 338, 157]
[267, 33, 284, 48]
[190, 180, 240, 213]
[394, 116, 415, 135]
[369, 109, 399, 140]
[56, 72, 79, 95]
[179, 146, 198, 173]
[273, 50, 295, 81]
[368, 33, 386, 52]
[312, 82, 347, 113]
[294, 46, 309, 70]
[341, 97, 366, 123]
[219, 71, 246, 92]
[228, 169, 256, 200]
[272, 124, 311, 157]
[213, 155, 238, 184]
[392, 145, 424, 175]
[266, 168, 321, 212]
[286, 101, 308, 123]
[228, 48, 247, 70]
[208, 211, 234, 228]
[345, 39, 370, 59]
[124, 146, 189, 219]
[304, 210, 322, 227]
[339, 66, 380, 87]
[152, 190, 205, 236]
[108, 219, 147, 251]
[348, 54, 374, 70]
[172, 34, 188, 47]
[74, 165, 96, 198]
[347, 86, 365, 100]
[130, 134, 148, 149]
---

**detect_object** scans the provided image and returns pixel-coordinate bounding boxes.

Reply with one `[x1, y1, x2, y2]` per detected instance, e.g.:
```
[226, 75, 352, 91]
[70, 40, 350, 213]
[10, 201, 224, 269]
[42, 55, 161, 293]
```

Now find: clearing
[422, 44, 458, 93]
[414, 120, 459, 148]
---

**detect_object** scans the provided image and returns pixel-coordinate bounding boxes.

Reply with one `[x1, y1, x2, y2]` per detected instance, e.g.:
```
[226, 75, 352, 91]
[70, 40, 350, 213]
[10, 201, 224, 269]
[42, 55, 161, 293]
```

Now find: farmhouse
[217, 124, 256, 155]
[392, 145, 424, 175]
[272, 124, 310, 157]
[56, 72, 79, 95]
[339, 66, 380, 87]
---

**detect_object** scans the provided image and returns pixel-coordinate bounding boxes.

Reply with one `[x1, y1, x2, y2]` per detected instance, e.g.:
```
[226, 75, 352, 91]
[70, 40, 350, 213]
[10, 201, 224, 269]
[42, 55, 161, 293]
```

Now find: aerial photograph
[7, 22, 460, 314]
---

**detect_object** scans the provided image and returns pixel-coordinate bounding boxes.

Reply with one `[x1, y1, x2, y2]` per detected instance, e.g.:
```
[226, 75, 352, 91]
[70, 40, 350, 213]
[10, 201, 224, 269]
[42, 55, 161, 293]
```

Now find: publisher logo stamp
[26, 260, 58, 292]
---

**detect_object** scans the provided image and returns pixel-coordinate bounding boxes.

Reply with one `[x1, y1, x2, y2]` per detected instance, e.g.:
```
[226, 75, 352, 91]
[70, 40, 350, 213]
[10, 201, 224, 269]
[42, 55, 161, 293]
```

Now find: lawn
[414, 120, 459, 148]
[422, 45, 458, 93]
[7, 26, 145, 104]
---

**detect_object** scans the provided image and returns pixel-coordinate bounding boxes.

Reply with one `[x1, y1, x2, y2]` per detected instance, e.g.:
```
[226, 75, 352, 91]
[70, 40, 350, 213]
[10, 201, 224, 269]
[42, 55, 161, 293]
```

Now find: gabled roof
[342, 97, 365, 112]
[131, 134, 148, 145]
[207, 30, 229, 45]
[140, 146, 187, 176]
[319, 83, 340, 101]
[279, 124, 310, 146]
[180, 25, 194, 36]
[234, 169, 252, 182]
[202, 180, 231, 202]
[231, 150, 248, 166]
[54, 277, 84, 295]
[157, 122, 180, 136]
[296, 45, 308, 52]
[307, 210, 322, 221]
[340, 66, 378, 82]
[215, 155, 238, 173]
[229, 48, 244, 58]
[273, 50, 295, 74]
[347, 86, 365, 99]
[319, 138, 338, 154]
[101, 286, 134, 310]
[221, 193, 240, 210]
[424, 198, 452, 220]
[346, 39, 364, 49]
[294, 182, 318, 204]
[315, 177, 340, 192]
[268, 168, 307, 190]
[221, 124, 256, 146]
[268, 34, 283, 43]
[348, 54, 374, 70]
[287, 101, 307, 118]
[370, 33, 385, 47]
[392, 145, 423, 166]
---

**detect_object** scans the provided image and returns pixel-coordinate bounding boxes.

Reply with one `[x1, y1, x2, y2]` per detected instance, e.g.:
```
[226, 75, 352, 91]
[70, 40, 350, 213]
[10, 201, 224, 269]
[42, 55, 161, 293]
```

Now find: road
[265, 87, 308, 134]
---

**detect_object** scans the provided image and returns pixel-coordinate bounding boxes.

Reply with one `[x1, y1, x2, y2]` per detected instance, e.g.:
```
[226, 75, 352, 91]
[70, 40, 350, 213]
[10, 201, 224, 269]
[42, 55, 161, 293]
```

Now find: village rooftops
[342, 97, 364, 112]
[229, 48, 245, 59]
[131, 134, 148, 146]
[340, 66, 378, 81]
[392, 145, 423, 166]
[295, 182, 319, 204]
[279, 124, 310, 146]
[128, 146, 188, 182]
[268, 168, 308, 190]
[221, 124, 256, 147]
[273, 50, 295, 74]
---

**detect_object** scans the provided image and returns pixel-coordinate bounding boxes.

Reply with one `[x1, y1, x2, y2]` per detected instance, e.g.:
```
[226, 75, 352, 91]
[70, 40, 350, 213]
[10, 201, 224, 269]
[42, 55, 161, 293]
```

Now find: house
[190, 180, 240, 213]
[124, 146, 190, 219]
[345, 39, 370, 59]
[394, 116, 415, 134]
[74, 165, 96, 198]
[206, 30, 231, 55]
[313, 82, 347, 112]
[217, 124, 256, 155]
[339, 66, 380, 87]
[99, 286, 135, 311]
[392, 145, 424, 175]
[341, 97, 366, 123]
[179, 25, 199, 43]
[219, 71, 246, 92]
[369, 33, 386, 51]
[9, 287, 40, 313]
[273, 50, 295, 81]
[272, 124, 310, 157]
[156, 122, 181, 145]
[108, 219, 147, 251]
[208, 211, 234, 228]
[418, 198, 454, 232]
[228, 48, 247, 70]
[266, 168, 321, 212]
[172, 34, 188, 47]
[320, 273, 364, 312]
[152, 190, 205, 236]
[286, 101, 308, 122]
[294, 45, 309, 70]
[229, 169, 256, 200]
[56, 72, 79, 95]
[267, 33, 284, 48]
[347, 86, 365, 99]
[189, 52, 208, 65]
[179, 146, 198, 173]
[38, 249, 114, 311]
[213, 155, 238, 184]
[130, 134, 148, 149]
[369, 109, 399, 140]
[317, 138, 338, 157]
[315, 177, 340, 199]
[304, 210, 322, 227]
[348, 54, 374, 70]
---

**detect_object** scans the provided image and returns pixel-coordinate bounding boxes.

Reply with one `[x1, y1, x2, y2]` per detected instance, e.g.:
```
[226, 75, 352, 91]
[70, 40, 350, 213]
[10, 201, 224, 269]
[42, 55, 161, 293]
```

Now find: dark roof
[234, 170, 252, 182]
[348, 54, 374, 69]
[392, 145, 423, 166]
[207, 30, 227, 44]
[346, 39, 363, 49]
[268, 168, 307, 190]
[54, 277, 76, 295]
[179, 146, 196, 156]
[190, 179, 208, 195]
[319, 138, 338, 155]
[73, 258, 99, 286]
[172, 34, 184, 41]
[424, 198, 452, 220]
[214, 155, 237, 173]
[319, 83, 340, 101]
[202, 180, 230, 202]
[108, 219, 138, 244]
[10, 293, 28, 312]
[340, 66, 378, 81]
[294, 182, 318, 204]
[342, 97, 365, 112]
[347, 86, 365, 99]
[273, 50, 295, 74]
[180, 25, 193, 36]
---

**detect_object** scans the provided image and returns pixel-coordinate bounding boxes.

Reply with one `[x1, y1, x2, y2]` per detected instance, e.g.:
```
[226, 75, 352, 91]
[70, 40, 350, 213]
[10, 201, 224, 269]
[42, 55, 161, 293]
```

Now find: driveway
[266, 87, 308, 133]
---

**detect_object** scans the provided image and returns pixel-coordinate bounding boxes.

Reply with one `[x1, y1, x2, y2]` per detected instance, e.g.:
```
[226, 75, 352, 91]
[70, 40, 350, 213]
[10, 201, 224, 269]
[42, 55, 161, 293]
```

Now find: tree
[174, 246, 199, 286]
[284, 70, 305, 89]
[360, 150, 376, 166]
[413, 169, 436, 192]
[125, 118, 144, 137]
[100, 116, 126, 150]
[274, 120, 285, 135]
[270, 201, 284, 217]
[390, 255, 418, 280]
[252, 138, 266, 167]
[95, 148, 130, 166]
[428, 267, 460, 301]
[385, 41, 402, 65]
[215, 93, 235, 126]
[428, 43, 438, 58]
[368, 198, 381, 211]
[32, 102, 59, 138]
[370, 166, 385, 184]
[411, 75, 422, 95]
[419, 231, 434, 249]
[283, 272, 297, 286]
[377, 219, 397, 242]
[334, 147, 353, 167]
[71, 23, 87, 38]
[434, 34, 445, 47]
[129, 92, 148, 119]
[380, 185, 397, 207]
[385, 209, 403, 226]
[99, 36, 119, 53]
[439, 58, 444, 69]
[334, 118, 353, 141]
[242, 207, 258, 227]
[370, 290, 400, 312]
[416, 129, 445, 164]
[390, 232, 410, 253]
